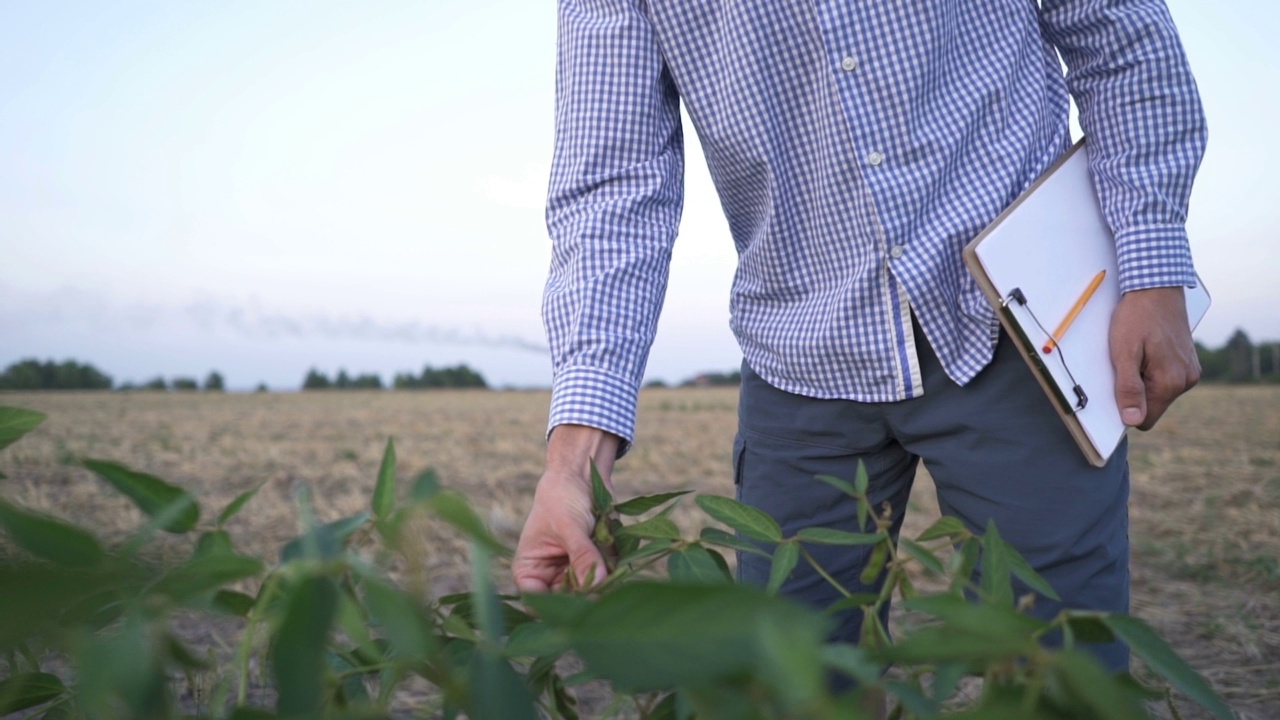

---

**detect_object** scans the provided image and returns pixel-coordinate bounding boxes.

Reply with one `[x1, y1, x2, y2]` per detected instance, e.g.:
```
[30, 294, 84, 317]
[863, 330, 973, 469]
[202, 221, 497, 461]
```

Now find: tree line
[4, 332, 1277, 391]
[1196, 330, 1280, 383]
[303, 364, 488, 390]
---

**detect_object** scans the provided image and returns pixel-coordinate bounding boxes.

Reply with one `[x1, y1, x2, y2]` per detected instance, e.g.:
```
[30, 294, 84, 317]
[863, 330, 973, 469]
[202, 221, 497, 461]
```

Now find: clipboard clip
[1003, 287, 1089, 413]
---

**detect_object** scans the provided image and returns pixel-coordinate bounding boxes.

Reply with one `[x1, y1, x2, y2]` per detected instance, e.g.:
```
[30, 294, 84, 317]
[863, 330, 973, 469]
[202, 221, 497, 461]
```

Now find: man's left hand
[1109, 286, 1201, 431]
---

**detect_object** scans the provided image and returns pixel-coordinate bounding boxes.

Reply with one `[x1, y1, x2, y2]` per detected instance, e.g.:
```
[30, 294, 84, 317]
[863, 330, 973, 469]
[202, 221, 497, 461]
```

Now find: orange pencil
[1042, 269, 1106, 354]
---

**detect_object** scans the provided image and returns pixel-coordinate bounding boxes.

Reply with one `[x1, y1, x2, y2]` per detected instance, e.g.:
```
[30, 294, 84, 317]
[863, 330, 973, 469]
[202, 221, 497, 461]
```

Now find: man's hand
[1109, 286, 1201, 431]
[512, 425, 621, 593]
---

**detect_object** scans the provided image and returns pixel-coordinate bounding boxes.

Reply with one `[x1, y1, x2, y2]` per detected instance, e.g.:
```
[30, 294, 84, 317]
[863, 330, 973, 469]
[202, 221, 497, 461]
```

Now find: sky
[2, 1, 1277, 391]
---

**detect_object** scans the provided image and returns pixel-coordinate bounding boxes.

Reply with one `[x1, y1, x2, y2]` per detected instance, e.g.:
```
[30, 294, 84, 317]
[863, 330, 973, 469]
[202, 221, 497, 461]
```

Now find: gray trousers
[734, 322, 1130, 671]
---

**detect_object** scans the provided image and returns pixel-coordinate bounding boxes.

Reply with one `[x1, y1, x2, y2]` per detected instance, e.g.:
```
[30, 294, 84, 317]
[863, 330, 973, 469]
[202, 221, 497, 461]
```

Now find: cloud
[2, 287, 549, 355]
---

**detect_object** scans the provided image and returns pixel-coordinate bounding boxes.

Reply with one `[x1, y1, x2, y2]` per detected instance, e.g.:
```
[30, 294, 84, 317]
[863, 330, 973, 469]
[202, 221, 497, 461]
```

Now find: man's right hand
[512, 424, 621, 593]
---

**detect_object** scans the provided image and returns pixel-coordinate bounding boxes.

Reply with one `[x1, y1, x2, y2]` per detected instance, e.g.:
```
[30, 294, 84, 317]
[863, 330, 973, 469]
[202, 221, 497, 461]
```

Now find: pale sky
[2, 1, 1276, 390]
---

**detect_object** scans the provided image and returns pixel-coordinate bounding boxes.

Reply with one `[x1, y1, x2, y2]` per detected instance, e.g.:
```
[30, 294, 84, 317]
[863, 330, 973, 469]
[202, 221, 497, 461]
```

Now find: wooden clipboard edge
[961, 139, 1110, 468]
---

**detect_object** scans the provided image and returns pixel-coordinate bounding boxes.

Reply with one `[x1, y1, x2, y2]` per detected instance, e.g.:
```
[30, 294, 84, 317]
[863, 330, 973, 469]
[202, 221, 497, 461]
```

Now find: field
[2, 385, 1278, 718]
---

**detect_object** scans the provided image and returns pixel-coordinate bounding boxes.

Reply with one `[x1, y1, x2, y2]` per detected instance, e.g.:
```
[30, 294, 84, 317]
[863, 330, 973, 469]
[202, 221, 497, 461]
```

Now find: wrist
[546, 424, 621, 481]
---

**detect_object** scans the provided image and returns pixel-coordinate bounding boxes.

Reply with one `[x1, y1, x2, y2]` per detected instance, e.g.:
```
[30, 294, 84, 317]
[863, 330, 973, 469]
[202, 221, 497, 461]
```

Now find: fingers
[1110, 287, 1199, 431]
[1111, 338, 1148, 428]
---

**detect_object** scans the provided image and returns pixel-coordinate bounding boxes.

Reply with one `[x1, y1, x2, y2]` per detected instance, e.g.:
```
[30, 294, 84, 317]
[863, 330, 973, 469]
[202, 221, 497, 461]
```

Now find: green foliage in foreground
[0, 405, 1234, 720]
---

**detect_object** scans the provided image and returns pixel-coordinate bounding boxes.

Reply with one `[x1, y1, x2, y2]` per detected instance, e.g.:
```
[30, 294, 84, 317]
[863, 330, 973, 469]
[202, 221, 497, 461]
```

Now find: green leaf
[192, 530, 234, 559]
[470, 544, 504, 643]
[695, 494, 782, 543]
[916, 516, 969, 542]
[590, 461, 612, 516]
[766, 541, 799, 595]
[860, 542, 888, 585]
[1006, 545, 1061, 601]
[795, 527, 883, 546]
[951, 537, 981, 593]
[272, 575, 339, 717]
[411, 468, 442, 500]
[229, 708, 279, 720]
[859, 607, 891, 651]
[155, 553, 265, 603]
[217, 482, 264, 527]
[1050, 649, 1149, 720]
[903, 595, 1047, 640]
[819, 593, 882, 617]
[363, 579, 437, 663]
[616, 538, 677, 567]
[613, 490, 691, 516]
[566, 582, 828, 692]
[616, 515, 682, 541]
[425, 491, 510, 558]
[520, 593, 593, 628]
[1102, 614, 1234, 720]
[979, 520, 1013, 608]
[853, 461, 869, 496]
[1061, 611, 1116, 645]
[469, 648, 538, 720]
[505, 622, 570, 658]
[756, 611, 825, 711]
[373, 438, 396, 520]
[698, 526, 770, 558]
[0, 406, 46, 452]
[667, 545, 733, 585]
[821, 643, 883, 686]
[213, 590, 256, 617]
[812, 474, 856, 497]
[898, 538, 945, 575]
[280, 512, 370, 563]
[327, 651, 371, 706]
[0, 672, 66, 714]
[0, 499, 103, 567]
[82, 459, 199, 533]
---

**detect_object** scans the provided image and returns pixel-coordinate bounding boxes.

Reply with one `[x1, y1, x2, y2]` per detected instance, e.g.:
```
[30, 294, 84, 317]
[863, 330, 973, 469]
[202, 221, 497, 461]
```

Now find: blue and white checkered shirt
[542, 0, 1206, 450]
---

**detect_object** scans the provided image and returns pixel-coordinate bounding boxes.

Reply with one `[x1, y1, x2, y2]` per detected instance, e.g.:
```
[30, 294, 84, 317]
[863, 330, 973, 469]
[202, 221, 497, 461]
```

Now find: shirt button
[841, 56, 858, 71]
[889, 245, 905, 259]
[868, 151, 884, 166]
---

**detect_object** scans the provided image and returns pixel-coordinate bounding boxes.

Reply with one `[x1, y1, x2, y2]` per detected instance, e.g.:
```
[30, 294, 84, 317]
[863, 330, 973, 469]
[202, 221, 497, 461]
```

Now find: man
[513, 0, 1205, 673]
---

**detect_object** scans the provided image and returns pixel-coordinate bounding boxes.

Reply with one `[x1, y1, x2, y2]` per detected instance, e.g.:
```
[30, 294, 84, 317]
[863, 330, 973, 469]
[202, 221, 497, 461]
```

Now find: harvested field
[1, 385, 1278, 718]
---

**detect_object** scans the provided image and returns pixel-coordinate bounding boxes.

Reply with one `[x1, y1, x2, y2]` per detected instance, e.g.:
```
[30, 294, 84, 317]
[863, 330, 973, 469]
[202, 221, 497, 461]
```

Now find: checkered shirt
[543, 0, 1207, 451]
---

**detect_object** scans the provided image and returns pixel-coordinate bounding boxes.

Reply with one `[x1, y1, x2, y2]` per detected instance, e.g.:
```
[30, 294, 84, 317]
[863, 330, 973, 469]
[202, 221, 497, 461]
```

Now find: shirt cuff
[547, 366, 639, 458]
[1114, 224, 1198, 293]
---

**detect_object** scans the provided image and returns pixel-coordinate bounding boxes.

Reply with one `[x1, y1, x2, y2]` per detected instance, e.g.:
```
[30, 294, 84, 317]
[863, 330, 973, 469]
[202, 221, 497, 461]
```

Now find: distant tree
[391, 364, 487, 389]
[335, 369, 352, 389]
[0, 358, 112, 390]
[172, 377, 199, 391]
[644, 378, 669, 388]
[204, 371, 226, 392]
[143, 377, 168, 391]
[1195, 342, 1229, 382]
[302, 369, 331, 390]
[351, 373, 383, 389]
[255, 382, 270, 393]
[1225, 329, 1255, 382]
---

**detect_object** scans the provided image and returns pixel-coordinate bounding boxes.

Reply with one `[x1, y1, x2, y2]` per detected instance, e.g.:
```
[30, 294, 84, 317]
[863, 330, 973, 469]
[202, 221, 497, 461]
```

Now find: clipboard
[962, 140, 1211, 467]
